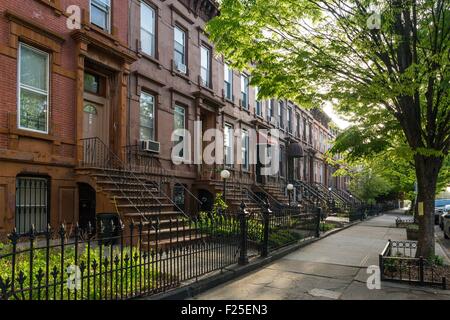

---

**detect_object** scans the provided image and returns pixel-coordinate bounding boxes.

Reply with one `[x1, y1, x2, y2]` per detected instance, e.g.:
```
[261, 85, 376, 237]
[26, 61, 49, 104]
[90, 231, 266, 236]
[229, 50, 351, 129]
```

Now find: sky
[323, 103, 351, 129]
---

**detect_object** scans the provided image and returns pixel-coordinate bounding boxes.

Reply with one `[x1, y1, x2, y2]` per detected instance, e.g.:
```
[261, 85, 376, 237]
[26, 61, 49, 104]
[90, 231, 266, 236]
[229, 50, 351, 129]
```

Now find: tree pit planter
[379, 240, 448, 289]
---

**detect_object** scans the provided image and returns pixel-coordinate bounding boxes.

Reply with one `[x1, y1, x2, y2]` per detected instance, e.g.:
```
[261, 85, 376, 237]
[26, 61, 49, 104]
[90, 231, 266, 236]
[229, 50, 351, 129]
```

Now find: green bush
[0, 245, 161, 300]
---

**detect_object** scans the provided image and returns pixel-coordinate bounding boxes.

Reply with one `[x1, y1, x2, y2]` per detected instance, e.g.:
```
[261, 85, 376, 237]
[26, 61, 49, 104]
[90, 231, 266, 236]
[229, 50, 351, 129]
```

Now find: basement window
[15, 176, 49, 235]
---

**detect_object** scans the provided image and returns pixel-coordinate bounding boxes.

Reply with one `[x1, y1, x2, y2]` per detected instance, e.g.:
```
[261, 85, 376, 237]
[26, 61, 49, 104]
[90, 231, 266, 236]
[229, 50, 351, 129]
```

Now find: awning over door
[288, 142, 304, 158]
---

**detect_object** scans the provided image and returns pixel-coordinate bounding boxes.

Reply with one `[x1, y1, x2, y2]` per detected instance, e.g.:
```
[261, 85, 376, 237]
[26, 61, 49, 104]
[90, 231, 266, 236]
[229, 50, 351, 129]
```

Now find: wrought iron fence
[0, 204, 322, 300]
[0, 216, 241, 300]
[379, 240, 448, 289]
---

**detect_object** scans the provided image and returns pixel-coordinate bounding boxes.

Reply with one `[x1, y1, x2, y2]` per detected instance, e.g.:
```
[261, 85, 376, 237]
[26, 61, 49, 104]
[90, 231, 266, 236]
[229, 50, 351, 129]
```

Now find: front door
[83, 100, 107, 141]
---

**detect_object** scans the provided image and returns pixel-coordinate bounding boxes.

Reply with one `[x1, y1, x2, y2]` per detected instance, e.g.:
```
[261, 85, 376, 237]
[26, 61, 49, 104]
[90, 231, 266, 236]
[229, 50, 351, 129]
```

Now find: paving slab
[193, 213, 450, 300]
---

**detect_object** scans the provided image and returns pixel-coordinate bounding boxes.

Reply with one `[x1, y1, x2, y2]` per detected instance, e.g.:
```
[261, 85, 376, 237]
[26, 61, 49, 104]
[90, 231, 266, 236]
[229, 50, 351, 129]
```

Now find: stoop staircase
[206, 179, 265, 214]
[77, 137, 202, 248]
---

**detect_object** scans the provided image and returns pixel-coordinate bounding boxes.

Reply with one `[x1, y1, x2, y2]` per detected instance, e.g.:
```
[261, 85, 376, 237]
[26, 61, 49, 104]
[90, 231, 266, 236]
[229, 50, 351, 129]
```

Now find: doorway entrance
[78, 183, 96, 231]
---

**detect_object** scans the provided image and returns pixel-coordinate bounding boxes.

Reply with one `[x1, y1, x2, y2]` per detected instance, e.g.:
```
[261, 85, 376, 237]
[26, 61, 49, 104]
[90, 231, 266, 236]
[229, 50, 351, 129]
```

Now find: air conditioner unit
[141, 140, 160, 153]
[176, 62, 187, 74]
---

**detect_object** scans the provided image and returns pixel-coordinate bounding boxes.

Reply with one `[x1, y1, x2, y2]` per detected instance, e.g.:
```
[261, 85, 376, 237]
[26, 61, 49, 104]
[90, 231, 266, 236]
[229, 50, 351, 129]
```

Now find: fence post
[315, 207, 322, 238]
[379, 254, 384, 281]
[261, 202, 270, 257]
[238, 202, 249, 265]
[419, 256, 424, 284]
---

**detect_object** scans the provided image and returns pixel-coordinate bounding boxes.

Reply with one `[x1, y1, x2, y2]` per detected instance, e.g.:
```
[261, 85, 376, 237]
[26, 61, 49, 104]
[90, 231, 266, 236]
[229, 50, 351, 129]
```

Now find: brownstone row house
[0, 0, 353, 242]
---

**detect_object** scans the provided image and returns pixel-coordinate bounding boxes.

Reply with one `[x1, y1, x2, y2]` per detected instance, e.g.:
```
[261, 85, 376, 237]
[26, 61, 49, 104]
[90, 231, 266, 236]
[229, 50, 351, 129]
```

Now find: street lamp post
[287, 183, 294, 206]
[220, 169, 231, 201]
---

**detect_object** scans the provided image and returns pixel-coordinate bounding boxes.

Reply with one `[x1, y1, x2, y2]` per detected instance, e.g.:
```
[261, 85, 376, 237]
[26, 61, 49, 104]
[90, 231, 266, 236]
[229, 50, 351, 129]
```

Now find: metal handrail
[252, 184, 284, 208]
[125, 144, 203, 206]
[81, 137, 190, 220]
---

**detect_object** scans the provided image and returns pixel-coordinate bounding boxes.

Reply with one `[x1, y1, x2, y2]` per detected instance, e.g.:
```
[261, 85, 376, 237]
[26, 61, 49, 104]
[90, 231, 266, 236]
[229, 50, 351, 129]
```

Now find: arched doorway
[78, 183, 96, 231]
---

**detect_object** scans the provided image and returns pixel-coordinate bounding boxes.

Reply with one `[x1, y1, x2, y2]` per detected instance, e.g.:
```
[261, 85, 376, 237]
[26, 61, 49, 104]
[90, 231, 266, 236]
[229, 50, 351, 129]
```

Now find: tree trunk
[414, 154, 443, 258]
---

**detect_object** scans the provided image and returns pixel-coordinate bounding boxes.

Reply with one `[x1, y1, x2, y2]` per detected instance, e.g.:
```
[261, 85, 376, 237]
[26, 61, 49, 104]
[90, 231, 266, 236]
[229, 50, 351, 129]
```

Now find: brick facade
[0, 0, 348, 236]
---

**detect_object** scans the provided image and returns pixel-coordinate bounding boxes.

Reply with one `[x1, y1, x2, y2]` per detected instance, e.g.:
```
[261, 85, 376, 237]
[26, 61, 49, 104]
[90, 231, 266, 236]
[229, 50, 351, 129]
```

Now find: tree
[207, 0, 450, 257]
[347, 167, 393, 204]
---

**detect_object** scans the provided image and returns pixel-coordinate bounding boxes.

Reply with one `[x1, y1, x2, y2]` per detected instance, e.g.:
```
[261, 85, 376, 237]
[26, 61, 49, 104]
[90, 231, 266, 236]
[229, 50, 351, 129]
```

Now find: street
[193, 212, 450, 300]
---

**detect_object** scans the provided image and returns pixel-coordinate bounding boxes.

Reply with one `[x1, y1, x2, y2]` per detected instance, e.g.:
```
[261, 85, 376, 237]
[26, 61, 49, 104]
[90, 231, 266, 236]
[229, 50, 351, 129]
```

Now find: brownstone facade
[0, 0, 350, 238]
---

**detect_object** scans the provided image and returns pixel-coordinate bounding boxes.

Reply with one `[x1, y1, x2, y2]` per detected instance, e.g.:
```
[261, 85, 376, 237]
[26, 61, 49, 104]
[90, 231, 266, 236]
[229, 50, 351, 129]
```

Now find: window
[278, 101, 284, 129]
[255, 87, 262, 117]
[296, 113, 301, 137]
[279, 145, 285, 177]
[224, 63, 233, 100]
[141, 2, 156, 57]
[200, 45, 211, 87]
[267, 100, 274, 121]
[303, 118, 307, 141]
[241, 74, 249, 109]
[90, 0, 111, 32]
[224, 124, 234, 167]
[173, 105, 186, 158]
[18, 43, 49, 134]
[173, 184, 185, 212]
[287, 107, 292, 133]
[241, 129, 249, 170]
[15, 177, 49, 234]
[84, 72, 100, 94]
[174, 26, 186, 73]
[140, 92, 155, 141]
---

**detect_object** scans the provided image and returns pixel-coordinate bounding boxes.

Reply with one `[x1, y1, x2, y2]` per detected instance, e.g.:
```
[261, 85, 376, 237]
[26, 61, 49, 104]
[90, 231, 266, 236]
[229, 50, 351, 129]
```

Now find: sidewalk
[193, 212, 450, 300]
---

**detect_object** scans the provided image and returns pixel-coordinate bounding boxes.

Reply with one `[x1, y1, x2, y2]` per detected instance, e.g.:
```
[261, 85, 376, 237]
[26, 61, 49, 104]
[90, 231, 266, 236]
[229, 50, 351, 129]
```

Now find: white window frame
[241, 74, 249, 109]
[173, 105, 187, 160]
[224, 63, 233, 100]
[90, 0, 111, 33]
[17, 43, 50, 134]
[224, 123, 234, 167]
[241, 129, 249, 171]
[140, 1, 156, 57]
[200, 45, 211, 87]
[139, 92, 156, 141]
[174, 26, 186, 72]
[255, 87, 262, 117]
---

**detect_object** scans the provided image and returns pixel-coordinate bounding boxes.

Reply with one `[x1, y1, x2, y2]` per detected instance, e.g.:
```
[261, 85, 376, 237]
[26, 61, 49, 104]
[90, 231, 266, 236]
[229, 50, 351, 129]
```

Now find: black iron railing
[124, 144, 203, 209]
[81, 138, 193, 220]
[379, 240, 448, 289]
[0, 204, 323, 300]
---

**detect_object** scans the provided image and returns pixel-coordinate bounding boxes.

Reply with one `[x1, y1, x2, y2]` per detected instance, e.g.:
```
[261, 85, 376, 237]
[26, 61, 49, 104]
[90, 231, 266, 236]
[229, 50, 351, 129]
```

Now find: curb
[141, 214, 377, 300]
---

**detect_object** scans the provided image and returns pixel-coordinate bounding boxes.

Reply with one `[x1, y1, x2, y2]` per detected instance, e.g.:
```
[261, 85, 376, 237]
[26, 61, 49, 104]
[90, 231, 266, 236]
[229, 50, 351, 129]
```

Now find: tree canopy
[207, 0, 450, 257]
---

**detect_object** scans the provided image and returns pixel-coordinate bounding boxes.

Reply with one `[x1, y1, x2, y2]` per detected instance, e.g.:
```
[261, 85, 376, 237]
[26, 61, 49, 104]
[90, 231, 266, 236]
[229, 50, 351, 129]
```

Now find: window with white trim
[224, 124, 234, 167]
[173, 105, 186, 159]
[241, 74, 249, 109]
[174, 26, 186, 73]
[255, 87, 262, 117]
[200, 45, 211, 87]
[18, 43, 49, 134]
[139, 92, 155, 141]
[141, 2, 156, 57]
[90, 0, 111, 32]
[224, 63, 233, 100]
[241, 129, 249, 170]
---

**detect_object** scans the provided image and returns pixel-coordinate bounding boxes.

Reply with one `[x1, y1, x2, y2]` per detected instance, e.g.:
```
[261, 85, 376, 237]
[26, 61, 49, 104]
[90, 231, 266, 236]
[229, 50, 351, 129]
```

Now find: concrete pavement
[193, 212, 450, 300]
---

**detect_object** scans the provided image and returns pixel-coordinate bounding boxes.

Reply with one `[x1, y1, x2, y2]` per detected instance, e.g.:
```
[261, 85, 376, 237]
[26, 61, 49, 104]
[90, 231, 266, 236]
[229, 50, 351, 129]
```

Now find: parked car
[434, 199, 450, 225]
[443, 213, 450, 239]
[439, 205, 450, 230]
